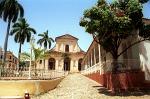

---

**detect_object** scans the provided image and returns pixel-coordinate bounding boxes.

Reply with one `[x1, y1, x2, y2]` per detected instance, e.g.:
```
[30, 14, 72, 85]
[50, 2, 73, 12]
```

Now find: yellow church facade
[37, 34, 85, 73]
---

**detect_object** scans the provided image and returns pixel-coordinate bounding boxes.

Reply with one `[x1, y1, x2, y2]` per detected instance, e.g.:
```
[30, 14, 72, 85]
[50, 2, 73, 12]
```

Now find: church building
[37, 34, 85, 73]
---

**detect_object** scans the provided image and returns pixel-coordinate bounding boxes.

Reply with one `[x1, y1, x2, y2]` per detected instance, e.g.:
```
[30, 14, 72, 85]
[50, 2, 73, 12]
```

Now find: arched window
[65, 45, 69, 52]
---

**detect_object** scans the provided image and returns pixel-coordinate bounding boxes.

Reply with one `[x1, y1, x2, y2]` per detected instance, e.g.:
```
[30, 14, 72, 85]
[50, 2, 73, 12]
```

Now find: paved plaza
[32, 73, 150, 99]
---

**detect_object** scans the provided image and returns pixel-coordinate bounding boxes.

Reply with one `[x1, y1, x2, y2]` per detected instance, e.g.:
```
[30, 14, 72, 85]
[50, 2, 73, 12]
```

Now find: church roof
[55, 34, 78, 41]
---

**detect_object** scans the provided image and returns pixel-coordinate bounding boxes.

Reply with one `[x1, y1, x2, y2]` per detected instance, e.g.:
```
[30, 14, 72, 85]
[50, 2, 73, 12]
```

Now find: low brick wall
[86, 71, 147, 91]
[86, 72, 105, 86]
[0, 77, 63, 96]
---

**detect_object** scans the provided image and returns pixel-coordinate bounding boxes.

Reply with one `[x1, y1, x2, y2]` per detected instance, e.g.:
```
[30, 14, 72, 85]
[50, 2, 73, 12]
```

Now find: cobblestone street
[32, 73, 150, 99]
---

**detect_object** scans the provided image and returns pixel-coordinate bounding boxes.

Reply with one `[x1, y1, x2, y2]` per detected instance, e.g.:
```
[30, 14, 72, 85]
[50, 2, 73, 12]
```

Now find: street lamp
[28, 36, 35, 79]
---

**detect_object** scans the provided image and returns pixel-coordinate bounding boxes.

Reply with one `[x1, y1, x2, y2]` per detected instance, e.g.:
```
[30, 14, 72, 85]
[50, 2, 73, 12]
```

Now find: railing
[0, 66, 68, 80]
[81, 59, 141, 75]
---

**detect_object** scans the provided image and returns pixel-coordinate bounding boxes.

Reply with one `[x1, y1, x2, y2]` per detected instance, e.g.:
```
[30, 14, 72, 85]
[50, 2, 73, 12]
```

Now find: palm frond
[37, 38, 44, 46]
[38, 34, 44, 37]
[17, 3, 24, 17]
[20, 52, 31, 61]
[32, 46, 45, 61]
[49, 37, 54, 42]
[28, 27, 36, 34]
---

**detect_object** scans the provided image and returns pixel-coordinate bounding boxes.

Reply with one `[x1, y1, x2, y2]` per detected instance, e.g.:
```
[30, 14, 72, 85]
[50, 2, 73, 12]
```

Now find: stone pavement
[32, 73, 150, 99]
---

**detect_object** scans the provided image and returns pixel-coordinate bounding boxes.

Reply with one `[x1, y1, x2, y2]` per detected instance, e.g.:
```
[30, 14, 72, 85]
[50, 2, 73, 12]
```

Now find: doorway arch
[48, 58, 55, 70]
[64, 57, 70, 71]
[78, 58, 83, 71]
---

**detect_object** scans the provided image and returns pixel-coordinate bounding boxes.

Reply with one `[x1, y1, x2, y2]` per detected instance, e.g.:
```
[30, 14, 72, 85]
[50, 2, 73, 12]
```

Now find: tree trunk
[18, 43, 22, 68]
[112, 51, 118, 73]
[44, 49, 45, 71]
[3, 21, 11, 66]
[111, 52, 120, 93]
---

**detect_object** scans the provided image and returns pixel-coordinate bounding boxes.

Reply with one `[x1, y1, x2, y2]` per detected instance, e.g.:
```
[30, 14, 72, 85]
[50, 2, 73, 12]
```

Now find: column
[85, 58, 88, 69]
[60, 59, 64, 71]
[87, 56, 90, 68]
[94, 47, 96, 65]
[56, 44, 58, 51]
[98, 44, 101, 63]
[70, 60, 74, 72]
[94, 47, 97, 72]
[75, 44, 78, 52]
[55, 59, 59, 70]
[75, 60, 78, 71]
[57, 59, 61, 70]
[91, 52, 92, 67]
[60, 44, 63, 52]
[63, 44, 65, 52]
[45, 59, 48, 70]
[42, 59, 45, 69]
[70, 44, 72, 52]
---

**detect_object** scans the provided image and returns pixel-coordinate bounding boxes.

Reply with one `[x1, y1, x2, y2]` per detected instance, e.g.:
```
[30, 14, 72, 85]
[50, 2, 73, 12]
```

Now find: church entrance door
[64, 57, 70, 71]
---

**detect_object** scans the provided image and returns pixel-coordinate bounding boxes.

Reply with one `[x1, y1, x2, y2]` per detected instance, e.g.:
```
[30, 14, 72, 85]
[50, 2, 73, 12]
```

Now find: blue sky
[0, 0, 150, 56]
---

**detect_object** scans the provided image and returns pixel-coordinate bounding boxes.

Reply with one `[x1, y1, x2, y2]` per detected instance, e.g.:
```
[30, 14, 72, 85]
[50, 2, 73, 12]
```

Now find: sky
[0, 0, 150, 56]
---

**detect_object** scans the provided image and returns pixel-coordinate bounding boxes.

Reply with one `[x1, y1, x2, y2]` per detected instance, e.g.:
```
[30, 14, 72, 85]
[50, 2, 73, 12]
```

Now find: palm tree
[10, 18, 36, 67]
[37, 30, 54, 70]
[0, 0, 24, 64]
[21, 45, 46, 76]
[139, 0, 150, 3]
[37, 30, 54, 49]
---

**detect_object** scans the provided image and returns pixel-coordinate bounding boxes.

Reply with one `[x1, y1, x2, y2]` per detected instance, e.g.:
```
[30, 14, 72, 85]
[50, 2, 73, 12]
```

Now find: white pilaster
[70, 60, 74, 72]
[98, 44, 101, 63]
[75, 60, 78, 72]
[60, 44, 63, 52]
[60, 59, 64, 70]
[70, 44, 72, 52]
[58, 59, 62, 71]
[55, 59, 59, 70]
[94, 47, 96, 65]
[91, 52, 92, 67]
[56, 44, 58, 51]
[63, 44, 65, 52]
[45, 59, 48, 70]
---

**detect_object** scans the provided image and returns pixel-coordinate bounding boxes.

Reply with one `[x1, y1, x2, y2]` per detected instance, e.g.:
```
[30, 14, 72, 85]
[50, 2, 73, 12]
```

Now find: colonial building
[139, 18, 150, 80]
[81, 40, 140, 74]
[81, 18, 150, 91]
[37, 34, 85, 73]
[0, 47, 18, 69]
[82, 18, 150, 78]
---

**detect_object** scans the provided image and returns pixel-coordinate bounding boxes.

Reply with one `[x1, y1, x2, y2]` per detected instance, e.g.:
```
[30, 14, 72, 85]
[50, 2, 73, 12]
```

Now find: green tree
[10, 18, 36, 67]
[20, 45, 46, 70]
[37, 30, 54, 70]
[80, 0, 150, 71]
[0, 0, 24, 64]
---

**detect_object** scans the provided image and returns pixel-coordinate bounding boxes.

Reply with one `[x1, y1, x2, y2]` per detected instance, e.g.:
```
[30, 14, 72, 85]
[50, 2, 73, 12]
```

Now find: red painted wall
[86, 70, 149, 91]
